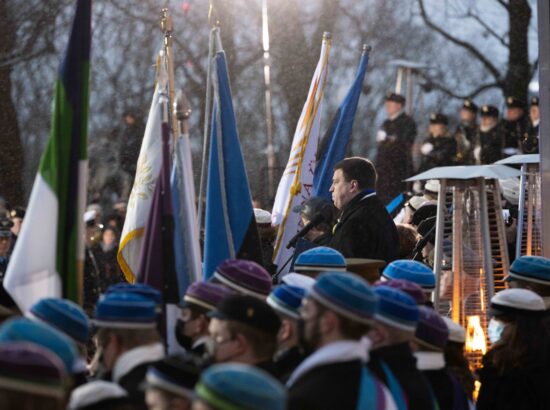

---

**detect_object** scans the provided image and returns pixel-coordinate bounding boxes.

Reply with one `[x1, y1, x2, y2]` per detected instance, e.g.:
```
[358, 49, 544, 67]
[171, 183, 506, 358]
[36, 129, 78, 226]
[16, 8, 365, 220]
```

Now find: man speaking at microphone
[328, 157, 399, 262]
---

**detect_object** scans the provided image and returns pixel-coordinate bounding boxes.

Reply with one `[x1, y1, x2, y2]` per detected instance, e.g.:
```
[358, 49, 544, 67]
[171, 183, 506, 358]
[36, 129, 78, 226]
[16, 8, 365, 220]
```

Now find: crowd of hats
[1, 251, 549, 409]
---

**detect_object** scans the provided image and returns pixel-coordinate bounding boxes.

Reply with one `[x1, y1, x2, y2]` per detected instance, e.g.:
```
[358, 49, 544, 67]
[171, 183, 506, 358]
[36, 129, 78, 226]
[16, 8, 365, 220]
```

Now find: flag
[137, 119, 179, 303]
[313, 47, 369, 200]
[271, 34, 331, 273]
[171, 130, 202, 297]
[118, 74, 165, 283]
[4, 0, 91, 312]
[203, 49, 263, 279]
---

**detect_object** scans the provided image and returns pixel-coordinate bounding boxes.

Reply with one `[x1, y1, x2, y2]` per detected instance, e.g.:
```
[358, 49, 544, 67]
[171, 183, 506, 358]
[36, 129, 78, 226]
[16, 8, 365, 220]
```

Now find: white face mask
[487, 318, 506, 343]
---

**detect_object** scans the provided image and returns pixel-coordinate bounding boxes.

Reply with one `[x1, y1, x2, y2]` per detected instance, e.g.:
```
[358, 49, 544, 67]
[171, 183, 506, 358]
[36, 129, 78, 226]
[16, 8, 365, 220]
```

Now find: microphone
[412, 224, 436, 261]
[286, 213, 325, 249]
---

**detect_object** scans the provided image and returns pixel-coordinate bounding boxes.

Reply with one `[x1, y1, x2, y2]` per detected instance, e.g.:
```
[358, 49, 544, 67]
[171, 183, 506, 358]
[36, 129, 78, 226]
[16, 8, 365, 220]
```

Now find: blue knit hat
[506, 256, 550, 286]
[373, 286, 419, 332]
[415, 306, 449, 351]
[382, 260, 436, 291]
[309, 272, 377, 324]
[29, 298, 90, 344]
[93, 292, 157, 329]
[0, 318, 79, 374]
[294, 247, 346, 273]
[106, 283, 162, 305]
[195, 363, 286, 410]
[267, 285, 306, 319]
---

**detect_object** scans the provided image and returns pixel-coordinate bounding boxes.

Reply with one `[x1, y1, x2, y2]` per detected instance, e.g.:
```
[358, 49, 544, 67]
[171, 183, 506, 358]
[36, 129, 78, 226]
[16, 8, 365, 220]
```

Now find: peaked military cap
[462, 99, 478, 113]
[480, 104, 499, 117]
[429, 112, 448, 125]
[208, 295, 281, 335]
[506, 96, 525, 109]
[385, 92, 406, 104]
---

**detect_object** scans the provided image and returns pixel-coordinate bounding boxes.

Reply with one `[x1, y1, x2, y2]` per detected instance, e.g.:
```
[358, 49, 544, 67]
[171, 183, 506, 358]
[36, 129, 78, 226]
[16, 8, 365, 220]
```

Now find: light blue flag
[313, 48, 370, 200]
[203, 50, 263, 279]
[171, 134, 202, 298]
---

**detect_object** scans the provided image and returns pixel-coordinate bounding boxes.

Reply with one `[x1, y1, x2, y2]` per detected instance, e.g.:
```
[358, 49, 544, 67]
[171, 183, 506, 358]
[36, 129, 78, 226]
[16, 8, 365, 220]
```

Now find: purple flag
[137, 122, 178, 304]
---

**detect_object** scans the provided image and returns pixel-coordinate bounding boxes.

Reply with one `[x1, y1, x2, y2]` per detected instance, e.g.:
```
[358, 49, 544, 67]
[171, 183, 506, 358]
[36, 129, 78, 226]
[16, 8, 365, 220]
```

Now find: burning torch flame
[465, 315, 487, 354]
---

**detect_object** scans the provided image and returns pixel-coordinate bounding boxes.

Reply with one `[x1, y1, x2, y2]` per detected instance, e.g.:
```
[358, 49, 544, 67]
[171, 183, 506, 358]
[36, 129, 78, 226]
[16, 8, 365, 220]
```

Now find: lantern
[496, 154, 541, 257]
[407, 165, 521, 369]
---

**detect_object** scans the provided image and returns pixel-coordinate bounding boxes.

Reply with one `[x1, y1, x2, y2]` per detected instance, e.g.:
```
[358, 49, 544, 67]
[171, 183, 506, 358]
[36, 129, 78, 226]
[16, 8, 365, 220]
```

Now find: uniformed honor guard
[453, 99, 478, 164]
[419, 113, 458, 172]
[522, 96, 540, 154]
[375, 92, 417, 204]
[474, 105, 503, 164]
[501, 96, 528, 156]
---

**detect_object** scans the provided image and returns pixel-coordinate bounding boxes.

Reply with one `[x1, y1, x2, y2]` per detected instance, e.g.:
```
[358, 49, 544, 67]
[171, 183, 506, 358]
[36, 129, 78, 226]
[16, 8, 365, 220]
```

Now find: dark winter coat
[419, 135, 458, 172]
[273, 346, 305, 383]
[376, 112, 417, 204]
[475, 125, 504, 164]
[453, 123, 477, 165]
[329, 192, 399, 263]
[288, 360, 364, 410]
[521, 119, 539, 154]
[477, 351, 550, 410]
[423, 369, 469, 410]
[501, 116, 528, 151]
[369, 343, 435, 410]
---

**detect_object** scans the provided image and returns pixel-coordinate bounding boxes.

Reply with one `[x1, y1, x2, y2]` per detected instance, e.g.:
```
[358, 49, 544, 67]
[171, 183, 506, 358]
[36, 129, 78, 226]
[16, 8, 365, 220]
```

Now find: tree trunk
[0, 0, 24, 206]
[505, 0, 531, 103]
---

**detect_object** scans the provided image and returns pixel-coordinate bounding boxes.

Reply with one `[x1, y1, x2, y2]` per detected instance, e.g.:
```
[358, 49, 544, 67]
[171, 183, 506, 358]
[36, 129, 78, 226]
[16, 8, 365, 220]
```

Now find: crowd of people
[375, 92, 540, 204]
[0, 141, 548, 408]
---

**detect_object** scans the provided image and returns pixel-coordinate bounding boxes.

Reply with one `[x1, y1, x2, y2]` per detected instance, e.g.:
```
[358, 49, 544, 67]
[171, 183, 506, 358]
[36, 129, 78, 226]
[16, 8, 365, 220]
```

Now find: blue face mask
[487, 318, 505, 344]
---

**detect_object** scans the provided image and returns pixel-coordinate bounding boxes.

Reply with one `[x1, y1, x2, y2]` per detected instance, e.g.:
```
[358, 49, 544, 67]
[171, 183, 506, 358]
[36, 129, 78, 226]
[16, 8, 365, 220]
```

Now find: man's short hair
[334, 157, 377, 190]
[96, 327, 160, 351]
[313, 300, 370, 340]
[226, 320, 277, 361]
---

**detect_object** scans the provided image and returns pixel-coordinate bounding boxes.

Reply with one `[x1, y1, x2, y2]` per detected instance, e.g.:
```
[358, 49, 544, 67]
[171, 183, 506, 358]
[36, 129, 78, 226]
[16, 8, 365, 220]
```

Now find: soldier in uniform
[501, 96, 527, 156]
[375, 92, 417, 204]
[522, 96, 539, 154]
[453, 99, 478, 164]
[474, 105, 503, 164]
[419, 113, 457, 172]
[0, 217, 16, 308]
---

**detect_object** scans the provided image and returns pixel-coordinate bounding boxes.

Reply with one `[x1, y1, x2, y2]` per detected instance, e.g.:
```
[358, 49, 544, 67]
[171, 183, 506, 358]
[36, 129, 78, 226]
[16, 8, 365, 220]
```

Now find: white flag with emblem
[271, 33, 331, 273]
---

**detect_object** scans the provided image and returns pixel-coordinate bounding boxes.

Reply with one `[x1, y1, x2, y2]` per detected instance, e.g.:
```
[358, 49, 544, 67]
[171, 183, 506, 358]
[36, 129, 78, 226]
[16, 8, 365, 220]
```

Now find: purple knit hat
[375, 279, 426, 305]
[182, 282, 235, 311]
[212, 259, 272, 299]
[415, 306, 449, 351]
[0, 342, 68, 398]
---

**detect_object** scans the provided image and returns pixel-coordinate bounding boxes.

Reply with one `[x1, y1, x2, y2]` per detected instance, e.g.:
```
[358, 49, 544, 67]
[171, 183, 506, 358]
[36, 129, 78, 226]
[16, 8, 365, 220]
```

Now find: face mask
[487, 318, 505, 344]
[175, 318, 194, 351]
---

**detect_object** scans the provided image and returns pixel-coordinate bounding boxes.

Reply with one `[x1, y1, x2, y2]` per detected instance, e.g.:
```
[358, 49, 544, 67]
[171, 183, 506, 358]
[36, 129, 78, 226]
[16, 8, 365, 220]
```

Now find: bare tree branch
[495, 0, 509, 11]
[425, 79, 502, 99]
[417, 0, 503, 84]
[530, 58, 539, 80]
[468, 11, 509, 48]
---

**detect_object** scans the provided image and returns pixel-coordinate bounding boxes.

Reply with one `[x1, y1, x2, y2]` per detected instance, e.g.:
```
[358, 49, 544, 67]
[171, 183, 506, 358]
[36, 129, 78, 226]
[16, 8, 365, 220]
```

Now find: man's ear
[234, 333, 248, 355]
[320, 310, 338, 335]
[279, 319, 292, 342]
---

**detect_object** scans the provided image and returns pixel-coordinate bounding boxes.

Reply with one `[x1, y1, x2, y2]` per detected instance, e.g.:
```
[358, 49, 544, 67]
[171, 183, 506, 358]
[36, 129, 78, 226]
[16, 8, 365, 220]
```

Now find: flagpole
[198, 1, 220, 232]
[160, 8, 178, 143]
[262, 0, 276, 201]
